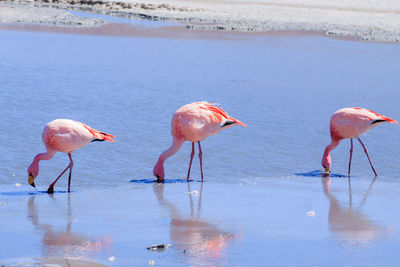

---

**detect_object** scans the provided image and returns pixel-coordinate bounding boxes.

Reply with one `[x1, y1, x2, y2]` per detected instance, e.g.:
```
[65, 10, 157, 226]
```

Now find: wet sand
[0, 21, 328, 40]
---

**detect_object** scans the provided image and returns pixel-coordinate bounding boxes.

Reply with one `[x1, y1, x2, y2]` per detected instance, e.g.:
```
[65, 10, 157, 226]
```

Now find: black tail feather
[221, 120, 236, 127]
[371, 119, 386, 124]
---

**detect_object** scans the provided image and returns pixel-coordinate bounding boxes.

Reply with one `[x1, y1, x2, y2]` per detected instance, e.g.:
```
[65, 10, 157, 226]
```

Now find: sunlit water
[1, 16, 400, 266]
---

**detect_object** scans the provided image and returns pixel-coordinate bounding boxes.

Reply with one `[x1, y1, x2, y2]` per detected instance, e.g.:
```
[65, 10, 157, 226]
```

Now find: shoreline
[1, 0, 400, 42]
[0, 21, 337, 41]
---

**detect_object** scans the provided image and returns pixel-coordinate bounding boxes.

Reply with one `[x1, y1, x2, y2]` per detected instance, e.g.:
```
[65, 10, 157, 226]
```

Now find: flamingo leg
[348, 139, 353, 177]
[47, 153, 73, 194]
[357, 138, 378, 177]
[187, 142, 195, 180]
[67, 153, 74, 193]
[198, 141, 204, 181]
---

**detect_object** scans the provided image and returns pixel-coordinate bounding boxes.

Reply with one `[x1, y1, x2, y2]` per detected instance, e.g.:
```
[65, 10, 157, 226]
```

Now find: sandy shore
[0, 1, 105, 26]
[1, 0, 400, 42]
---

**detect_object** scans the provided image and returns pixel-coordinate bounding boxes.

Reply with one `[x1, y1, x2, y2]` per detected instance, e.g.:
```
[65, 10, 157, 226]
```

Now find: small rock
[148, 260, 155, 265]
[108, 256, 115, 262]
[15, 183, 21, 187]
[189, 190, 199, 196]
[306, 210, 316, 217]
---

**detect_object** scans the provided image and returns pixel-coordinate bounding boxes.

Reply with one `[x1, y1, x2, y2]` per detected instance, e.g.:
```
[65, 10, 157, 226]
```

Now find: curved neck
[321, 138, 341, 169]
[35, 150, 56, 162]
[156, 137, 185, 166]
[29, 150, 56, 172]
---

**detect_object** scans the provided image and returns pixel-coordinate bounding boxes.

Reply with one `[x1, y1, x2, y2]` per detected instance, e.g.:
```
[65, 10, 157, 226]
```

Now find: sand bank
[0, 1, 105, 26]
[1, 0, 400, 40]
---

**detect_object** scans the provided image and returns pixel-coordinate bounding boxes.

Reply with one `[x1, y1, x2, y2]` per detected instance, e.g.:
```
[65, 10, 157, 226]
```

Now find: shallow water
[1, 18, 400, 266]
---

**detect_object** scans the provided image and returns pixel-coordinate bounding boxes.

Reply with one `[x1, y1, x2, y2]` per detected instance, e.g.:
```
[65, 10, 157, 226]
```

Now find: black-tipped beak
[156, 175, 164, 183]
[28, 173, 35, 188]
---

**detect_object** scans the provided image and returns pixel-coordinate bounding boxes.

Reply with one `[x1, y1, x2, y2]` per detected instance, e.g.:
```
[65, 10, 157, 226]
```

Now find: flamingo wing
[43, 119, 114, 153]
[198, 102, 247, 127]
[352, 107, 397, 124]
[81, 124, 115, 142]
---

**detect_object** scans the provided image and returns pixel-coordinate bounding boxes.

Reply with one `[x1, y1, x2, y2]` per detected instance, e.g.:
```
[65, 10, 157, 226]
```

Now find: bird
[321, 107, 397, 176]
[153, 102, 246, 181]
[27, 119, 115, 193]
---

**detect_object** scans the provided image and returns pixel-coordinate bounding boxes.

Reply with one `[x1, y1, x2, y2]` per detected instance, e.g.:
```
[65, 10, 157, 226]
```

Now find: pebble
[108, 256, 115, 262]
[187, 190, 199, 196]
[306, 210, 316, 217]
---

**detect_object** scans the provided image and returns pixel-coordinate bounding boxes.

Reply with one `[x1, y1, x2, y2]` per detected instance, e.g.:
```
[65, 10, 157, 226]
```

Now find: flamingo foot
[47, 185, 54, 194]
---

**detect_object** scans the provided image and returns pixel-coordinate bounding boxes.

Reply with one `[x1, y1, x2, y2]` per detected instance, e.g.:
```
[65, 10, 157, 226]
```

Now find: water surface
[1, 21, 400, 266]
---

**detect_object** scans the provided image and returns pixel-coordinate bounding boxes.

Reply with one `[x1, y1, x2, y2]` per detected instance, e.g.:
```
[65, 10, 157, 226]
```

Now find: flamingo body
[330, 108, 396, 139]
[28, 119, 115, 193]
[154, 102, 246, 181]
[43, 119, 99, 153]
[322, 107, 397, 175]
[172, 102, 246, 142]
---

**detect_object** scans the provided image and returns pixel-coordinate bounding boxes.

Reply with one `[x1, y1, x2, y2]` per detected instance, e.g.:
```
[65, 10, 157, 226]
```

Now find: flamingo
[153, 102, 246, 181]
[27, 119, 115, 193]
[321, 107, 397, 176]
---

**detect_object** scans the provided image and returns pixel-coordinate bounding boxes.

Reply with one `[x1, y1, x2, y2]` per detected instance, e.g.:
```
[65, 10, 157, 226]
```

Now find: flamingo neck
[28, 150, 56, 175]
[157, 137, 185, 165]
[321, 138, 341, 169]
[35, 150, 56, 162]
[153, 137, 185, 176]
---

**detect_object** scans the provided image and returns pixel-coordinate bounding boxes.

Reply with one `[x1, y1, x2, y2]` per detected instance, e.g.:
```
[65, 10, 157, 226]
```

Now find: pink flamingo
[28, 119, 115, 193]
[321, 107, 397, 176]
[153, 102, 246, 181]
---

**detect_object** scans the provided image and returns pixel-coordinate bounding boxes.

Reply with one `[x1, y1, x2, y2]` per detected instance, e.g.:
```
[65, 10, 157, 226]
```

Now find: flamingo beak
[324, 167, 331, 173]
[28, 173, 36, 188]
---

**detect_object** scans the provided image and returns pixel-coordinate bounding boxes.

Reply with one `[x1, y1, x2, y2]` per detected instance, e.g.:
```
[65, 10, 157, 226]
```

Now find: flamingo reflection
[27, 195, 112, 265]
[322, 176, 392, 245]
[153, 182, 234, 266]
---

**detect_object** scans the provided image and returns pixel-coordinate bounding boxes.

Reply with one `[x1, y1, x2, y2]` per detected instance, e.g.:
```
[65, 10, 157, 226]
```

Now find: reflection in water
[153, 182, 234, 266]
[27, 195, 112, 265]
[322, 176, 392, 246]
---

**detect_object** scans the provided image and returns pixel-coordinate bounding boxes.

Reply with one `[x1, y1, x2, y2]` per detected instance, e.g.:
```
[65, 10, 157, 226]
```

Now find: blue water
[69, 10, 181, 27]
[1, 21, 400, 266]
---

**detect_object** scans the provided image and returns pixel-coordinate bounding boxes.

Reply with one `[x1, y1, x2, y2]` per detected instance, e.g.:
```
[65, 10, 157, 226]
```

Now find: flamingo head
[321, 153, 331, 173]
[27, 164, 39, 188]
[323, 166, 331, 173]
[153, 163, 165, 182]
[321, 140, 338, 174]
